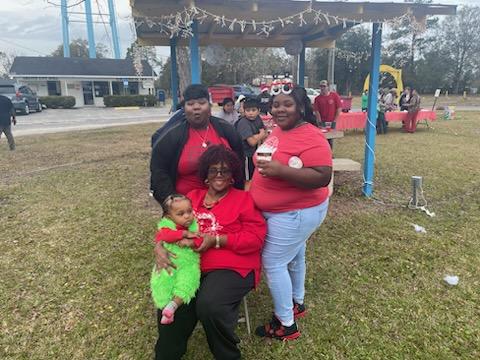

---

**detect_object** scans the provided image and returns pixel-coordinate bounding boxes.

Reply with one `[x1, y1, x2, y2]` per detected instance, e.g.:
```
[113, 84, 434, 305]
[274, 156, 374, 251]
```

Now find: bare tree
[438, 6, 480, 93]
[0, 51, 16, 78]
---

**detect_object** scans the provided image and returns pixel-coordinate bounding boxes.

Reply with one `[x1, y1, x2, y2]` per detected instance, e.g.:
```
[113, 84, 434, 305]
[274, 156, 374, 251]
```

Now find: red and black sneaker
[293, 302, 307, 319]
[255, 315, 301, 341]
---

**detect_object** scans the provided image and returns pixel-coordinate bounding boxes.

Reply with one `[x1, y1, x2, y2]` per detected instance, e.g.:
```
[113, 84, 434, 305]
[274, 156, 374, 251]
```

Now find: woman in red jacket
[154, 145, 266, 360]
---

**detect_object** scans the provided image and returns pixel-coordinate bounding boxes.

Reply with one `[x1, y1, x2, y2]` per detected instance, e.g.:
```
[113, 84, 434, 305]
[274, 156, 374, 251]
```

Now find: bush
[103, 95, 157, 107]
[39, 96, 76, 109]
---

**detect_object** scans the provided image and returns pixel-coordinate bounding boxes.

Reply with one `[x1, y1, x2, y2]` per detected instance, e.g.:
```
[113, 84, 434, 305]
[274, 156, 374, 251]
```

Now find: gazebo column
[170, 37, 179, 109]
[363, 23, 382, 197]
[297, 44, 306, 87]
[327, 45, 335, 85]
[190, 19, 201, 84]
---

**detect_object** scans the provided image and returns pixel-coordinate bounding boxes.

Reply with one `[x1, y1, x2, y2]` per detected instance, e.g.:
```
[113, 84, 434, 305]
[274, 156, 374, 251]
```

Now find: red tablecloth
[336, 112, 367, 130]
[385, 110, 436, 122]
[335, 110, 436, 130]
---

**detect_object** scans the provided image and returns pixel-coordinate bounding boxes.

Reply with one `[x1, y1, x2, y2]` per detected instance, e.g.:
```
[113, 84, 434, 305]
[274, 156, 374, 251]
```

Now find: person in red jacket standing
[313, 80, 342, 147]
[154, 145, 266, 360]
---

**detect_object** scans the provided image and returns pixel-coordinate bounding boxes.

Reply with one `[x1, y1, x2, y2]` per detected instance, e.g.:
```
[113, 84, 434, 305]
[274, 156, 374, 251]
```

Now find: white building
[9, 56, 156, 107]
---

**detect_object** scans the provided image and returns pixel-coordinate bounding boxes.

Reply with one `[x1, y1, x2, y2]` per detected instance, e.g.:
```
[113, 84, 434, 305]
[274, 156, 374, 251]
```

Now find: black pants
[155, 270, 254, 360]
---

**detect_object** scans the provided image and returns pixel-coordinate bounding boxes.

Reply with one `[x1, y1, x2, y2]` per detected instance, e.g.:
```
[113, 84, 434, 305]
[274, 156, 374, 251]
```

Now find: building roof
[132, 0, 456, 48]
[10, 56, 155, 78]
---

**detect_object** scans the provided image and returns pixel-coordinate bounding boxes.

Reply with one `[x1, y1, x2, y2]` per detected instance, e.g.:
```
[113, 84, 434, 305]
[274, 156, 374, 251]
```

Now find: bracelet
[215, 234, 221, 249]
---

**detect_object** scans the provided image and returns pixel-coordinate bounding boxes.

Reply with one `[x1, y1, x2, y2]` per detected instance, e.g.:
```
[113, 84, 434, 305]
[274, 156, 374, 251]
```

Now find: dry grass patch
[1, 113, 479, 359]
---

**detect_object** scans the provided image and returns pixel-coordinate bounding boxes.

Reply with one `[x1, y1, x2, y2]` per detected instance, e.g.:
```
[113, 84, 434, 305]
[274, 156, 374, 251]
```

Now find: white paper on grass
[443, 275, 459, 286]
[411, 223, 427, 234]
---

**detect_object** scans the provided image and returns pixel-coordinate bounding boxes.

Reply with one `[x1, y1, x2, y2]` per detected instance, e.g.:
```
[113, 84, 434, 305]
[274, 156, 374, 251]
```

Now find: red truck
[208, 85, 234, 105]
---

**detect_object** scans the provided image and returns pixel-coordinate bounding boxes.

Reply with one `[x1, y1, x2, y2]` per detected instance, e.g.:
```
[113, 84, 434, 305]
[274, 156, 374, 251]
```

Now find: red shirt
[250, 124, 332, 213]
[176, 126, 230, 196]
[187, 188, 266, 287]
[155, 225, 203, 248]
[313, 92, 342, 122]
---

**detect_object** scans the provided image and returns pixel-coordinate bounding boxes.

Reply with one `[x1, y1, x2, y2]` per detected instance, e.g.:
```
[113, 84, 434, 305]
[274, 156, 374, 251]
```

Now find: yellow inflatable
[364, 65, 403, 96]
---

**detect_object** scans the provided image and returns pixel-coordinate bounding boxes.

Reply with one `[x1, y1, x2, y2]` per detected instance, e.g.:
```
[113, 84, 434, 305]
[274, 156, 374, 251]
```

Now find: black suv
[0, 80, 42, 115]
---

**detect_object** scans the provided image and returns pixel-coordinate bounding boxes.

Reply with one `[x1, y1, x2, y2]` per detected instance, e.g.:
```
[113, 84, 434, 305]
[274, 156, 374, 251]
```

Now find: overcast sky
[1, 0, 478, 61]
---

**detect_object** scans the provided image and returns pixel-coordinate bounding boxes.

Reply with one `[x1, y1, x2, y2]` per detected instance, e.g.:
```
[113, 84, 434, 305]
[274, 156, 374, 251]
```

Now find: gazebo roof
[131, 0, 456, 48]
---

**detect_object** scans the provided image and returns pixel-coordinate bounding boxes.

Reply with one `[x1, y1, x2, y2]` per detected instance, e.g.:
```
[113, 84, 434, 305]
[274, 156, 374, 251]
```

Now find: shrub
[40, 96, 76, 109]
[103, 95, 157, 107]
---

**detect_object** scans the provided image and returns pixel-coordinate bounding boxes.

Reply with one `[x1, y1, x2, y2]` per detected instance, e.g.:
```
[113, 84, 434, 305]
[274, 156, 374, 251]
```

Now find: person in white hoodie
[215, 97, 239, 125]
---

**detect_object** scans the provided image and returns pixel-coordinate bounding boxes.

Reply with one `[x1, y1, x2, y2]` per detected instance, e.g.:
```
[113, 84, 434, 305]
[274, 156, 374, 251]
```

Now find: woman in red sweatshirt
[154, 145, 266, 360]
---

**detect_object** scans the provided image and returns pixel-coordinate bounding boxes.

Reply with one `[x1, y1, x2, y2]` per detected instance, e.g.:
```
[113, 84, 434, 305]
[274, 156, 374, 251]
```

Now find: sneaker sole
[276, 332, 301, 341]
[294, 310, 307, 320]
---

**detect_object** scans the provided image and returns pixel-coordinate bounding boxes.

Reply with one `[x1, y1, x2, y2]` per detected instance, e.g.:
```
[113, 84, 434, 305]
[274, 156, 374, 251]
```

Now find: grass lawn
[1, 112, 479, 359]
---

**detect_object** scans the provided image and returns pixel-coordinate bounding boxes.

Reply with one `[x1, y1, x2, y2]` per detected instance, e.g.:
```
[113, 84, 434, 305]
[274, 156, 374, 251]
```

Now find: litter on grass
[411, 223, 427, 234]
[443, 275, 459, 286]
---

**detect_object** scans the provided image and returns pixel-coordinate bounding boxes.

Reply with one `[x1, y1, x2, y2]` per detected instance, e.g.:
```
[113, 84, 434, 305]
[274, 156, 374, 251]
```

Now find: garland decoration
[134, 5, 426, 40]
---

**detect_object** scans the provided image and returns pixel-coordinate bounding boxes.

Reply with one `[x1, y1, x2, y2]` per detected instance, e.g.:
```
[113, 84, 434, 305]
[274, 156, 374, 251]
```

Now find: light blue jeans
[262, 200, 329, 326]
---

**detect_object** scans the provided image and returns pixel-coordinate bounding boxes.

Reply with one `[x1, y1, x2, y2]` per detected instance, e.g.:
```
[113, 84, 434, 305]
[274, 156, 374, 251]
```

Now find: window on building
[128, 82, 139, 95]
[47, 81, 61, 96]
[112, 81, 123, 95]
[94, 81, 110, 97]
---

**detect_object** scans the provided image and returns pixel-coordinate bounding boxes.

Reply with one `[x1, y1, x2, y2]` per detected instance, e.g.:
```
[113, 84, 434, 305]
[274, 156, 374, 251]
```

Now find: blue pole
[84, 0, 96, 58]
[190, 20, 201, 84]
[170, 38, 179, 110]
[298, 44, 305, 87]
[61, 0, 70, 57]
[363, 23, 382, 197]
[107, 0, 121, 59]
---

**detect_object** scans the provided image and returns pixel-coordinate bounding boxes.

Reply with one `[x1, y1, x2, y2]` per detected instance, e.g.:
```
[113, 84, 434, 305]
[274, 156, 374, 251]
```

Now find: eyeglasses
[207, 168, 232, 177]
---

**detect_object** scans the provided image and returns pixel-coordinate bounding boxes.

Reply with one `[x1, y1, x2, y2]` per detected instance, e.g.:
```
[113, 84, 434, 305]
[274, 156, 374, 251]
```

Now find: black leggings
[155, 270, 254, 360]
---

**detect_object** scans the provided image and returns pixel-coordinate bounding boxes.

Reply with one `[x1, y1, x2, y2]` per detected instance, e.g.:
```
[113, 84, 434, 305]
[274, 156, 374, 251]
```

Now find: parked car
[305, 88, 320, 103]
[208, 85, 235, 105]
[0, 80, 42, 115]
[232, 85, 255, 99]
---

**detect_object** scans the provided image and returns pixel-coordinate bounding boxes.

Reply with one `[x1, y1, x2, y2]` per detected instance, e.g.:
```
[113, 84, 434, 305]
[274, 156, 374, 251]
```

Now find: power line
[95, 0, 113, 56]
[0, 38, 48, 56]
[45, 0, 85, 8]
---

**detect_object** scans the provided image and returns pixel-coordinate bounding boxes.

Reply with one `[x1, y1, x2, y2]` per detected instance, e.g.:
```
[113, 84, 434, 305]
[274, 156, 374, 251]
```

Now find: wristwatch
[215, 234, 221, 249]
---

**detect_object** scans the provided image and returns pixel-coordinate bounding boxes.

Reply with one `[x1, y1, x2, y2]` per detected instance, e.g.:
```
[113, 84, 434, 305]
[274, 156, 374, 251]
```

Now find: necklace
[203, 191, 228, 209]
[193, 125, 210, 148]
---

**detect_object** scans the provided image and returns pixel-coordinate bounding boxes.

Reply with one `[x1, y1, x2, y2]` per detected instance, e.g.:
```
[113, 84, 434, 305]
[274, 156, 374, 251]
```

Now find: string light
[134, 5, 425, 40]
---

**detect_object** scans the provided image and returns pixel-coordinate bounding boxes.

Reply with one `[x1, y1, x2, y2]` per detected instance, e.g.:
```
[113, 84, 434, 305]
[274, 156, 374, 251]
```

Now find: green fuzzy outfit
[150, 218, 201, 309]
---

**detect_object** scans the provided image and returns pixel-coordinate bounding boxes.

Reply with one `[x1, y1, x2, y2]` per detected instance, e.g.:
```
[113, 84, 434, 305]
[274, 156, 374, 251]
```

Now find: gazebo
[130, 0, 456, 196]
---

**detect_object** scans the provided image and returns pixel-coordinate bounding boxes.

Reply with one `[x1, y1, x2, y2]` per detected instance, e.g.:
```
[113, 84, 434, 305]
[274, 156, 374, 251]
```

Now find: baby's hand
[177, 239, 195, 248]
[183, 231, 198, 239]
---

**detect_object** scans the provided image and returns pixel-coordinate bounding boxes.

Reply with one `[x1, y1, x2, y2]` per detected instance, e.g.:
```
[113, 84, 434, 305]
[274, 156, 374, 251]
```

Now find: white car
[305, 88, 320, 103]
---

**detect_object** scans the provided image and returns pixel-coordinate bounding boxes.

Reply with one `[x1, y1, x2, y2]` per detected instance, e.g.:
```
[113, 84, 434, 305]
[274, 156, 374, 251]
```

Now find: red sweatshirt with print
[187, 188, 266, 286]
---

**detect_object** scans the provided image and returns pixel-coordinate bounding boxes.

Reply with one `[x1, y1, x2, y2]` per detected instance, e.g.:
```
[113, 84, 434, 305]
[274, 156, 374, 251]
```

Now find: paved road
[12, 105, 479, 137]
[13, 107, 171, 137]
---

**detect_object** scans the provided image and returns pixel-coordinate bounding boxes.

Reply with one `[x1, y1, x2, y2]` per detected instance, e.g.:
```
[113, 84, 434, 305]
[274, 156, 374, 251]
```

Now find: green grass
[1, 113, 479, 359]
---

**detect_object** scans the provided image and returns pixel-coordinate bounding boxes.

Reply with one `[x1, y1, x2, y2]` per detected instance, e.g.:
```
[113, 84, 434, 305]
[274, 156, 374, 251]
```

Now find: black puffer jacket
[150, 116, 245, 204]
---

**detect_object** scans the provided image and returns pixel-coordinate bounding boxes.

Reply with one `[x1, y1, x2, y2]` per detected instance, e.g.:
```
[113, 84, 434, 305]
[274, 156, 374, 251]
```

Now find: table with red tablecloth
[335, 110, 436, 130]
[335, 112, 367, 130]
[385, 110, 436, 123]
